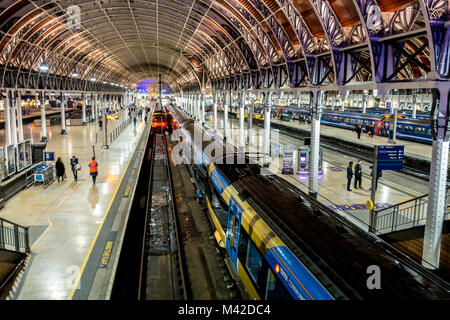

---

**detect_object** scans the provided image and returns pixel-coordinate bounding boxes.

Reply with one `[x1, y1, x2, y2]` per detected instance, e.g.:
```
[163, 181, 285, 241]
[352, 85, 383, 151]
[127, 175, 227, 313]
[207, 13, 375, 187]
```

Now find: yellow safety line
[68, 127, 145, 300]
[326, 159, 420, 198]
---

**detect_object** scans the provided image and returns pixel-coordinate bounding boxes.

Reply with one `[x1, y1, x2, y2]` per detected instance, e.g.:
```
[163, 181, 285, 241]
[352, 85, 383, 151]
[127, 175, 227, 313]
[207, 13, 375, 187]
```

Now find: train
[167, 103, 449, 300]
[271, 107, 432, 145]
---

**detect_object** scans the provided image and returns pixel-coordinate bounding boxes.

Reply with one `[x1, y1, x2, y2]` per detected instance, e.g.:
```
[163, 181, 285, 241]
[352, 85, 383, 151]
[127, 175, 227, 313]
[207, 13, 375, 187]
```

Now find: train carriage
[169, 103, 449, 300]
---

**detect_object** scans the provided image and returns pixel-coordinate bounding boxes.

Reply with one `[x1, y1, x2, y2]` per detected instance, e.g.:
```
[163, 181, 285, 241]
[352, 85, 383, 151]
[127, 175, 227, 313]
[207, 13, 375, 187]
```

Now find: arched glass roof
[0, 0, 448, 92]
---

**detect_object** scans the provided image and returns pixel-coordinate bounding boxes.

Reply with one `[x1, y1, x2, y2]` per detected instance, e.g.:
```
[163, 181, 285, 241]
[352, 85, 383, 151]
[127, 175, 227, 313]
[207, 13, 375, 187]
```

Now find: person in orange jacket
[88, 157, 99, 184]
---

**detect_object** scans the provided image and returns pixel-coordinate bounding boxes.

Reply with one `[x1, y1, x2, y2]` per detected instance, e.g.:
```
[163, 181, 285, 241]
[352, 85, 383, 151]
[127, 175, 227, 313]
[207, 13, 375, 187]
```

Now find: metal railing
[373, 191, 450, 234]
[0, 217, 30, 254]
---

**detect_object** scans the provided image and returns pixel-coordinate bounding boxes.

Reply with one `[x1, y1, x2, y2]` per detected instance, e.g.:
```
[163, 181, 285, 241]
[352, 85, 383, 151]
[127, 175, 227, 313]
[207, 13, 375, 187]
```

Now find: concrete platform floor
[205, 114, 429, 231]
[0, 110, 145, 300]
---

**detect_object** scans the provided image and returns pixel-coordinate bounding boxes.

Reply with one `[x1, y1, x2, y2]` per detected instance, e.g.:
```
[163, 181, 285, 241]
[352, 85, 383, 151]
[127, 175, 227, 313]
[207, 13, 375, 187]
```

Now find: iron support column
[224, 92, 229, 141]
[17, 90, 24, 142]
[263, 92, 272, 167]
[201, 92, 205, 126]
[247, 97, 254, 145]
[82, 93, 87, 125]
[213, 92, 218, 133]
[239, 92, 246, 151]
[412, 93, 417, 119]
[40, 91, 48, 142]
[11, 90, 18, 148]
[309, 90, 322, 199]
[422, 86, 450, 269]
[362, 92, 368, 113]
[5, 90, 12, 145]
[61, 92, 67, 134]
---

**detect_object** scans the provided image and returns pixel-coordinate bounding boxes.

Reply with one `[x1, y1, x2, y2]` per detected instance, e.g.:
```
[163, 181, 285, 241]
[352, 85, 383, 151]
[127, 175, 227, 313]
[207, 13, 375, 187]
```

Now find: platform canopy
[0, 0, 448, 93]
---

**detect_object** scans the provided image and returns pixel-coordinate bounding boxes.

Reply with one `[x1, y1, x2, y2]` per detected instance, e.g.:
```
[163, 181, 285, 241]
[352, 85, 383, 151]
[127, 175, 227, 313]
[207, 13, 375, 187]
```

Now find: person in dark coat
[55, 157, 65, 182]
[347, 161, 353, 191]
[355, 124, 362, 139]
[354, 159, 362, 189]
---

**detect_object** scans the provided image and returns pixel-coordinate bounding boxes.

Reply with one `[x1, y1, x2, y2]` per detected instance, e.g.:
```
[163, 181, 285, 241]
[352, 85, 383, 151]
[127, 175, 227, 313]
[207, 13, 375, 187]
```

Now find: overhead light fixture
[72, 71, 78, 78]
[90, 77, 96, 82]
[39, 63, 49, 72]
[102, 81, 106, 84]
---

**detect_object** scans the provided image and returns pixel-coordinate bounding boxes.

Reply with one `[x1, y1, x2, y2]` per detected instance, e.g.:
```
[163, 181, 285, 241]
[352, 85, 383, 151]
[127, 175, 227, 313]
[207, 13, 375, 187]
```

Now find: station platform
[269, 118, 434, 161]
[0, 111, 148, 299]
[205, 113, 429, 231]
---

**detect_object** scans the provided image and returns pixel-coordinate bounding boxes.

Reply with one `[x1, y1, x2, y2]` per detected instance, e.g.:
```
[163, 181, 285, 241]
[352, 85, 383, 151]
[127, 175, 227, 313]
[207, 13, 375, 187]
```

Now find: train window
[246, 241, 263, 287]
[265, 269, 292, 300]
[207, 178, 228, 230]
[237, 226, 249, 264]
[228, 213, 239, 251]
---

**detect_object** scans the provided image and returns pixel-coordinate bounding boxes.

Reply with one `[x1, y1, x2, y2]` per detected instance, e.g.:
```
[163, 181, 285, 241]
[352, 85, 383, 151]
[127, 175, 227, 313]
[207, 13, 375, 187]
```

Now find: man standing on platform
[354, 159, 362, 189]
[347, 161, 353, 191]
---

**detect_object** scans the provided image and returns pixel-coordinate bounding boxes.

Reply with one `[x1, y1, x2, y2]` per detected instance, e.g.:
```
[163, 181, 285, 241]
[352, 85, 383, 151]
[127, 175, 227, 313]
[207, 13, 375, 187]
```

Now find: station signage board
[377, 145, 404, 170]
[44, 152, 55, 161]
[282, 145, 294, 175]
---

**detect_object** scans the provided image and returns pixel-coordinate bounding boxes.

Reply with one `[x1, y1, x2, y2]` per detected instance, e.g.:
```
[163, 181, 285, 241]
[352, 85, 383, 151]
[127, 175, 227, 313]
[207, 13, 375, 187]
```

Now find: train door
[226, 196, 243, 266]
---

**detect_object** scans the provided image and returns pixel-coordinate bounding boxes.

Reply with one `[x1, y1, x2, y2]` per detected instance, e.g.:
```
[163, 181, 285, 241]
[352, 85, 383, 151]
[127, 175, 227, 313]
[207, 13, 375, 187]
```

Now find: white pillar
[40, 91, 48, 142]
[422, 87, 449, 268]
[213, 92, 218, 132]
[309, 90, 322, 199]
[263, 92, 272, 167]
[224, 92, 229, 141]
[201, 92, 205, 125]
[61, 92, 67, 134]
[17, 90, 24, 142]
[362, 93, 367, 114]
[239, 92, 246, 151]
[82, 93, 87, 125]
[11, 90, 18, 148]
[248, 97, 254, 145]
[412, 93, 417, 119]
[5, 89, 12, 145]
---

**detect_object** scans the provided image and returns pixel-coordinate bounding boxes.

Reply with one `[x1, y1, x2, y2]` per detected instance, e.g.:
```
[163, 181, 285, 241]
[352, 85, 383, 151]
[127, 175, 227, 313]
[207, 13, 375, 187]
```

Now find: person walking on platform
[346, 161, 353, 191]
[98, 117, 103, 131]
[89, 157, 99, 184]
[55, 157, 65, 182]
[354, 159, 362, 189]
[70, 155, 80, 182]
[133, 116, 137, 128]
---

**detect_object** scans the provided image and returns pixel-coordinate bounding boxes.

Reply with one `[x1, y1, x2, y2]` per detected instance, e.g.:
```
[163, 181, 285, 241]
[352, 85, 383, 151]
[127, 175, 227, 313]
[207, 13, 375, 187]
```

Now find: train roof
[214, 154, 450, 299]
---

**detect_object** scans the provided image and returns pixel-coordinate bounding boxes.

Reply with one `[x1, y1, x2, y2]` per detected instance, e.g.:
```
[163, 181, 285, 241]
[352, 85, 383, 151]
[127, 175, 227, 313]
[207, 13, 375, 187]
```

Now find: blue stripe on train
[210, 168, 230, 194]
[265, 246, 334, 300]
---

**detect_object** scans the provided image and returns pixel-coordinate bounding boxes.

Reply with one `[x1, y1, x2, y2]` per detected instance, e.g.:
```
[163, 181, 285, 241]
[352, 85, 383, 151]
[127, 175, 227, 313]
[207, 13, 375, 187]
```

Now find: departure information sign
[377, 145, 404, 170]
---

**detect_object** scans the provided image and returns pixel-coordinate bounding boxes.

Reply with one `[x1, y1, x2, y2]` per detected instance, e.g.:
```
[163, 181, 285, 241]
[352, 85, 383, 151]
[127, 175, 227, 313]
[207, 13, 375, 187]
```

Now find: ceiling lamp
[90, 77, 96, 82]
[39, 63, 49, 72]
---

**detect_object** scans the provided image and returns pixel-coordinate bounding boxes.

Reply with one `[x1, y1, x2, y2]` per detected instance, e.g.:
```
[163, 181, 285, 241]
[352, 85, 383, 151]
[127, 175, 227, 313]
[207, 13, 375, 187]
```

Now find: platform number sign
[376, 145, 404, 170]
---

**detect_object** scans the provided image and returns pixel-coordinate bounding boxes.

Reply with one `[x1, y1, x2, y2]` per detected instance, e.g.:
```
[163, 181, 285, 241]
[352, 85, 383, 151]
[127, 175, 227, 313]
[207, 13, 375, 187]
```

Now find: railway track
[138, 133, 190, 300]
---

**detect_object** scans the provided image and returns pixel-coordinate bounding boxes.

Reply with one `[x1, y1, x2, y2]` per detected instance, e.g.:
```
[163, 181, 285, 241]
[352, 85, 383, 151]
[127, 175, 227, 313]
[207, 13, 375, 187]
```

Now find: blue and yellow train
[170, 104, 449, 300]
[282, 108, 432, 144]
